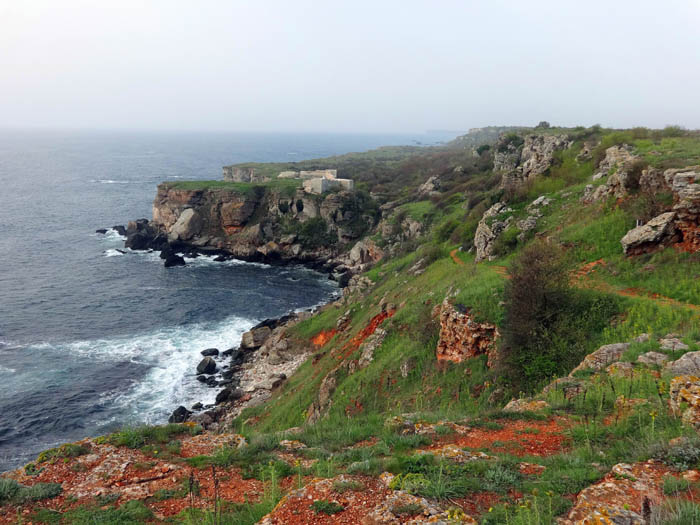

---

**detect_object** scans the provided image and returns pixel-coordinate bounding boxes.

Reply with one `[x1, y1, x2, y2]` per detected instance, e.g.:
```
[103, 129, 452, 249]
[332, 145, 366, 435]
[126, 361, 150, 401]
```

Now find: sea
[0, 128, 452, 471]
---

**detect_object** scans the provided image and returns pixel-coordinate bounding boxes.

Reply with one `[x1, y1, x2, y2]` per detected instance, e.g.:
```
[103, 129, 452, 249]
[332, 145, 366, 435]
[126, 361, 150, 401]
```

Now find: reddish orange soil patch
[312, 329, 338, 347]
[430, 417, 570, 457]
[339, 309, 395, 360]
[450, 248, 465, 266]
[572, 258, 606, 281]
[260, 475, 388, 525]
[453, 491, 513, 517]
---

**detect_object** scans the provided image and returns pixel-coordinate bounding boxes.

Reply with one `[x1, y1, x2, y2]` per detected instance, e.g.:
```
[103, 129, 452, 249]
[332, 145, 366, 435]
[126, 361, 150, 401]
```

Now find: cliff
[126, 181, 379, 275]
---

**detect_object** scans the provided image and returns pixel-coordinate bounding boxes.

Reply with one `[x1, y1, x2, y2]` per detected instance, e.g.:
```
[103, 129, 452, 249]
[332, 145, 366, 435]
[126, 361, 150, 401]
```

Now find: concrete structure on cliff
[222, 165, 353, 195]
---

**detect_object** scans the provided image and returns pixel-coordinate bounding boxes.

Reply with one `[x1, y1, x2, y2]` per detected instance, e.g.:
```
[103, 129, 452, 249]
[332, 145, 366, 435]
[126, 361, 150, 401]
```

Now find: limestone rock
[665, 351, 700, 376]
[435, 297, 499, 364]
[670, 167, 700, 252]
[474, 202, 512, 262]
[357, 328, 387, 369]
[497, 133, 572, 190]
[570, 343, 630, 374]
[240, 326, 272, 351]
[542, 377, 585, 399]
[503, 398, 550, 412]
[560, 461, 671, 525]
[637, 351, 669, 367]
[583, 145, 642, 203]
[669, 375, 700, 431]
[168, 208, 202, 242]
[606, 361, 635, 378]
[621, 212, 677, 255]
[660, 336, 690, 351]
[417, 175, 441, 196]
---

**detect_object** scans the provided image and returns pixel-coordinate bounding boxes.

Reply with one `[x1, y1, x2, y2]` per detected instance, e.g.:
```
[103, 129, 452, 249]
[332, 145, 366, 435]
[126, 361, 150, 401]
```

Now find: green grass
[36, 443, 91, 464]
[106, 422, 202, 449]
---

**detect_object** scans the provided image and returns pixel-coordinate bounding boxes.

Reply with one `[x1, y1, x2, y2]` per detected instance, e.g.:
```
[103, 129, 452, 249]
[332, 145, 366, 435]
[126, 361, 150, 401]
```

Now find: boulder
[215, 388, 243, 405]
[200, 348, 219, 357]
[637, 351, 669, 367]
[95, 228, 108, 234]
[417, 175, 441, 196]
[163, 253, 186, 267]
[671, 167, 700, 252]
[665, 351, 700, 376]
[621, 212, 677, 255]
[240, 326, 272, 350]
[196, 357, 217, 375]
[112, 225, 127, 236]
[503, 399, 550, 413]
[669, 376, 700, 431]
[660, 336, 690, 351]
[357, 328, 387, 369]
[570, 343, 630, 374]
[497, 133, 572, 190]
[168, 405, 191, 423]
[168, 208, 202, 242]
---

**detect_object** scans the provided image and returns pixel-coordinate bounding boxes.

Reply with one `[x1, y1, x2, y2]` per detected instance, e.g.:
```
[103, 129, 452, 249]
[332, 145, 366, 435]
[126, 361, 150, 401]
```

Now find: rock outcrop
[671, 166, 700, 252]
[569, 343, 630, 375]
[474, 202, 512, 262]
[583, 144, 643, 203]
[669, 375, 700, 431]
[495, 133, 572, 190]
[621, 211, 678, 255]
[434, 297, 499, 365]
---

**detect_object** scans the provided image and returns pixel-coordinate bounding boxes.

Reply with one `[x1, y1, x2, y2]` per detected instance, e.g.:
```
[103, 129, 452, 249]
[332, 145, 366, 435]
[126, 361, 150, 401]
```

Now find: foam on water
[29, 313, 254, 423]
[103, 249, 125, 257]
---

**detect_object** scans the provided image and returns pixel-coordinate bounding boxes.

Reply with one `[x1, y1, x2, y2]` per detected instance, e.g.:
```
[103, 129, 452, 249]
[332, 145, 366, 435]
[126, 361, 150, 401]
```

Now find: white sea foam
[92, 179, 133, 184]
[181, 254, 269, 268]
[30, 314, 255, 423]
[103, 249, 125, 257]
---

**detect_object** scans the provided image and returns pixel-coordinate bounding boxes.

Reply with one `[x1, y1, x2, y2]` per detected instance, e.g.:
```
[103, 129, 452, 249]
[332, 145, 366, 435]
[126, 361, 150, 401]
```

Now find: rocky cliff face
[495, 133, 572, 190]
[145, 183, 379, 268]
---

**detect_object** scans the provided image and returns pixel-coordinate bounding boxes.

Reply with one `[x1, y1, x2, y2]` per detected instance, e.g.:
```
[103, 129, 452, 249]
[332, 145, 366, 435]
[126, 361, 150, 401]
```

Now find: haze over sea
[0, 129, 452, 471]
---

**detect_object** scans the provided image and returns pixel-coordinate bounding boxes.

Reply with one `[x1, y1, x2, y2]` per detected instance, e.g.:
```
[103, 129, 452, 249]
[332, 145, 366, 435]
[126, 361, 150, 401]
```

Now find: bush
[499, 240, 621, 388]
[0, 478, 62, 504]
[37, 443, 91, 463]
[498, 133, 524, 153]
[298, 218, 337, 249]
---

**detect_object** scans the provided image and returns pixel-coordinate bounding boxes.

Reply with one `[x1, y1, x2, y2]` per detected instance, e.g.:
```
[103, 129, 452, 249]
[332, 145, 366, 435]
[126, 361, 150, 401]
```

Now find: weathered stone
[560, 461, 671, 525]
[570, 343, 630, 374]
[583, 145, 642, 203]
[196, 357, 217, 375]
[637, 351, 669, 367]
[168, 405, 191, 423]
[417, 175, 441, 196]
[665, 351, 700, 376]
[357, 328, 387, 369]
[474, 202, 513, 262]
[606, 361, 635, 378]
[503, 399, 550, 412]
[660, 336, 690, 351]
[498, 133, 572, 190]
[240, 326, 272, 351]
[435, 297, 499, 364]
[168, 208, 202, 242]
[621, 212, 677, 255]
[669, 375, 700, 431]
[416, 444, 494, 463]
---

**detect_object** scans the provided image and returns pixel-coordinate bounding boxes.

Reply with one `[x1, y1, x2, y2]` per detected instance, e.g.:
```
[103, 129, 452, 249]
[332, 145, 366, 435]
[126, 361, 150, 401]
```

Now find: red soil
[430, 417, 570, 457]
[339, 309, 395, 360]
[312, 329, 338, 347]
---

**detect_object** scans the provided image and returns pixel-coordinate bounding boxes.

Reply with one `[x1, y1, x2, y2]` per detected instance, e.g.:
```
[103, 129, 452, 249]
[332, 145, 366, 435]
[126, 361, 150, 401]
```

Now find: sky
[1, 0, 700, 133]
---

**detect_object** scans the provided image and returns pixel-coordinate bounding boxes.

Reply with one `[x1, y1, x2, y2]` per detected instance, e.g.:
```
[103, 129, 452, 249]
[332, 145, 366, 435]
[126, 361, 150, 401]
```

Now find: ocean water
[0, 129, 448, 471]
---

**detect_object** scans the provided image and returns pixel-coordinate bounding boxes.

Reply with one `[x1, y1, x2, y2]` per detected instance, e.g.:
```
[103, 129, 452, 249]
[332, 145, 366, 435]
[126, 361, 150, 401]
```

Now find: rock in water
[200, 348, 219, 356]
[112, 225, 127, 236]
[95, 228, 108, 234]
[163, 253, 186, 267]
[168, 405, 191, 423]
[197, 356, 217, 375]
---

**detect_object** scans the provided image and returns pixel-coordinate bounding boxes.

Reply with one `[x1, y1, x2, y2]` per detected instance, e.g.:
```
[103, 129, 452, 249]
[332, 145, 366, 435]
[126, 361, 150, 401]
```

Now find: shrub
[476, 144, 491, 155]
[37, 443, 91, 463]
[392, 503, 424, 516]
[499, 240, 621, 388]
[0, 478, 62, 504]
[298, 218, 336, 249]
[498, 133, 524, 153]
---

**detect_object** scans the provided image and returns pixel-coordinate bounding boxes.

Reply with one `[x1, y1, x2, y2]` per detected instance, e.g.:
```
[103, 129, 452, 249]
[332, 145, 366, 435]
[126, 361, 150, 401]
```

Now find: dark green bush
[499, 240, 621, 388]
[297, 218, 337, 249]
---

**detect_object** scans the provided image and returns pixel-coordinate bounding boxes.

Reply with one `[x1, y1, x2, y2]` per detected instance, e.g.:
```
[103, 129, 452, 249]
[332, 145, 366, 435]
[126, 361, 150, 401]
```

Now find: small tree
[500, 240, 571, 387]
[536, 121, 551, 129]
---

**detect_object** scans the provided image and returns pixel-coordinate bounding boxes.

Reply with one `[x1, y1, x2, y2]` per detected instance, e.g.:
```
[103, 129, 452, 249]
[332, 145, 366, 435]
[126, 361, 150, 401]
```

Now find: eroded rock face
[570, 343, 630, 375]
[669, 375, 700, 430]
[671, 167, 700, 252]
[496, 133, 572, 190]
[417, 175, 441, 196]
[435, 297, 499, 364]
[583, 145, 642, 203]
[621, 211, 678, 255]
[474, 202, 512, 262]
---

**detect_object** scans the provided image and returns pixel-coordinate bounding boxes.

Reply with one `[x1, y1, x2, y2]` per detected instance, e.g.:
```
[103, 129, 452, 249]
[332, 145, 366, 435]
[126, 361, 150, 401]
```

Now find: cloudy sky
[2, 0, 699, 132]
